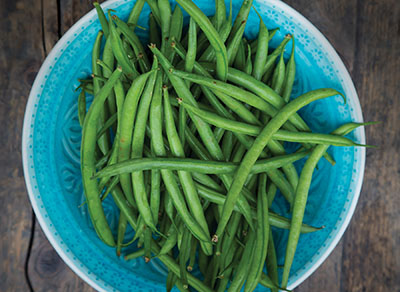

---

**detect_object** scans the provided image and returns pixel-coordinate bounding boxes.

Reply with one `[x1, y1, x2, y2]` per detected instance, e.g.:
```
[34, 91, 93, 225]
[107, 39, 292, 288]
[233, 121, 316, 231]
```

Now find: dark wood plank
[28, 225, 95, 292]
[284, 0, 359, 75]
[0, 0, 46, 291]
[341, 0, 400, 291]
[59, 0, 101, 35]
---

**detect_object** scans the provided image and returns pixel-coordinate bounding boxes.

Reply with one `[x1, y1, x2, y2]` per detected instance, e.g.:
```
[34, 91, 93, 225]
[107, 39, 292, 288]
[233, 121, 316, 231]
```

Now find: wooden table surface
[1, 0, 399, 291]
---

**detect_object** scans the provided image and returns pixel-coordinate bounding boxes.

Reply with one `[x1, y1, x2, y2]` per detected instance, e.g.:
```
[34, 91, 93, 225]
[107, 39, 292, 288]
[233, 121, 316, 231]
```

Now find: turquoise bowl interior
[22, 0, 365, 291]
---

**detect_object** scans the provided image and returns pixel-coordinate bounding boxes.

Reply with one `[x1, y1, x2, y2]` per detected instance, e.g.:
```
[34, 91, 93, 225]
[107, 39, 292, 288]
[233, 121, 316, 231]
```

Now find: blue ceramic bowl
[22, 0, 365, 291]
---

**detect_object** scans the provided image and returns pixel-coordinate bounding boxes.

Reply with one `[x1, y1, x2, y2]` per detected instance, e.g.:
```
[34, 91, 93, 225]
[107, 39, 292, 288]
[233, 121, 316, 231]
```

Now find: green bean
[158, 0, 172, 53]
[244, 43, 252, 75]
[180, 18, 197, 146]
[175, 0, 228, 81]
[271, 51, 286, 95]
[252, 9, 269, 80]
[245, 173, 270, 292]
[281, 122, 364, 288]
[78, 90, 86, 127]
[159, 224, 178, 255]
[117, 71, 151, 206]
[144, 227, 152, 262]
[267, 181, 278, 207]
[146, 0, 161, 25]
[187, 238, 197, 272]
[198, 11, 232, 62]
[181, 101, 364, 146]
[229, 0, 253, 42]
[192, 172, 224, 192]
[217, 242, 242, 291]
[215, 0, 226, 31]
[92, 31, 111, 157]
[184, 127, 212, 160]
[116, 212, 128, 257]
[113, 15, 150, 72]
[173, 42, 259, 128]
[164, 191, 175, 224]
[226, 20, 246, 66]
[203, 254, 218, 287]
[228, 230, 256, 292]
[130, 59, 158, 231]
[93, 2, 109, 38]
[185, 17, 197, 76]
[150, 45, 225, 161]
[110, 185, 138, 231]
[249, 27, 279, 52]
[167, 6, 183, 60]
[102, 39, 118, 117]
[100, 175, 119, 202]
[149, 77, 212, 246]
[81, 67, 122, 246]
[94, 151, 310, 179]
[260, 273, 282, 290]
[262, 34, 291, 80]
[234, 38, 246, 71]
[108, 12, 138, 79]
[179, 228, 191, 289]
[150, 157, 161, 225]
[266, 230, 279, 292]
[131, 215, 145, 242]
[198, 244, 209, 277]
[221, 131, 234, 161]
[124, 248, 145, 261]
[214, 88, 344, 240]
[175, 279, 190, 292]
[96, 112, 116, 140]
[152, 241, 213, 292]
[214, 126, 226, 144]
[127, 0, 145, 25]
[164, 85, 213, 255]
[282, 36, 296, 102]
[166, 270, 177, 292]
[95, 149, 111, 169]
[149, 13, 161, 48]
[171, 69, 280, 124]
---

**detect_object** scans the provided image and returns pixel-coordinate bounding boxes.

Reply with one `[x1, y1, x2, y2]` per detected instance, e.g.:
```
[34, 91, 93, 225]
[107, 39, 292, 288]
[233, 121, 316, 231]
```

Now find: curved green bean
[81, 67, 122, 246]
[214, 88, 344, 241]
[175, 0, 228, 81]
[94, 151, 310, 178]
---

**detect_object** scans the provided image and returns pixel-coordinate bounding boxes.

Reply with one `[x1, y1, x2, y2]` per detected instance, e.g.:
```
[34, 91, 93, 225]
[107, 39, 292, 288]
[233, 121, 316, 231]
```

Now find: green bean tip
[285, 33, 292, 39]
[212, 235, 218, 243]
[361, 121, 381, 126]
[187, 266, 193, 272]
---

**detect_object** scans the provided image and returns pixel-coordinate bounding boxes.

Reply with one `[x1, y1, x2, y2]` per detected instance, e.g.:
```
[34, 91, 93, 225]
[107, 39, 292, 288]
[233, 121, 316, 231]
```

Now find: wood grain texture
[28, 225, 95, 292]
[1, 0, 398, 291]
[0, 0, 45, 291]
[341, 0, 400, 291]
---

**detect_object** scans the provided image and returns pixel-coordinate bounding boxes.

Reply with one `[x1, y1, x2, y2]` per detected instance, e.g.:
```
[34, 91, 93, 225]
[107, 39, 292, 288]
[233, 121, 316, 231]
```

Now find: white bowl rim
[22, 0, 366, 291]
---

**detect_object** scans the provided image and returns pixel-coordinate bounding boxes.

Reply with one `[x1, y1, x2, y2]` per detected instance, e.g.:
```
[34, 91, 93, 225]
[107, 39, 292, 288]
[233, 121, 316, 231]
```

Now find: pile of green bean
[78, 1, 373, 291]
